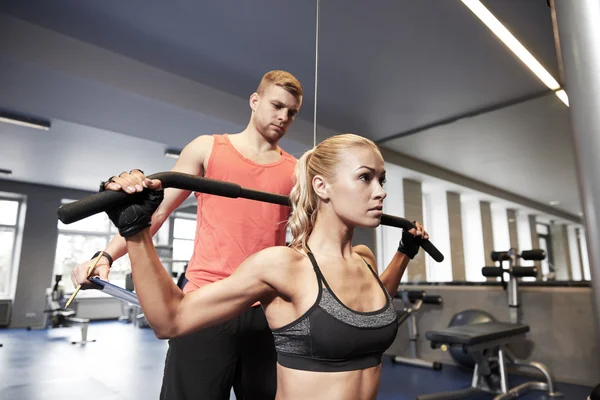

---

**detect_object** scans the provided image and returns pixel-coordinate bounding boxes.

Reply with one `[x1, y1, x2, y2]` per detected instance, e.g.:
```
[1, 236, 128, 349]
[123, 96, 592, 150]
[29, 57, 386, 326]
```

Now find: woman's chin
[357, 216, 382, 229]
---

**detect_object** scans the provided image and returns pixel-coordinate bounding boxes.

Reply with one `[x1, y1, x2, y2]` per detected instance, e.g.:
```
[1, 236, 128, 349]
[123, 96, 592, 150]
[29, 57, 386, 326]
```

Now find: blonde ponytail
[288, 149, 316, 253]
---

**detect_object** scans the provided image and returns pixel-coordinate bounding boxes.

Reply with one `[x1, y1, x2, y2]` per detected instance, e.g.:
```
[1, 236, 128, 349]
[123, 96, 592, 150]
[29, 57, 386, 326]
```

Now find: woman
[105, 134, 429, 400]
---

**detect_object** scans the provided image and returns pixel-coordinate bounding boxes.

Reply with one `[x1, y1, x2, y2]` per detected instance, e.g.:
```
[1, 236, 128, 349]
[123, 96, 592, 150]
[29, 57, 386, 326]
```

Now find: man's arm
[104, 135, 213, 259]
[71, 135, 214, 287]
[126, 229, 277, 339]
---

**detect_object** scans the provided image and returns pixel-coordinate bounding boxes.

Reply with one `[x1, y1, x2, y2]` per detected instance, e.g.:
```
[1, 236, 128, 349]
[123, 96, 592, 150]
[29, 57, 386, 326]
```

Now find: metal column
[552, 0, 600, 350]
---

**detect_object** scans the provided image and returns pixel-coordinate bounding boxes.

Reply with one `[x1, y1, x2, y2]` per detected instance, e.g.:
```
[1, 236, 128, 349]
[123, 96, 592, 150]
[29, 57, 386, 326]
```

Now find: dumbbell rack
[480, 249, 562, 398]
[483, 249, 544, 324]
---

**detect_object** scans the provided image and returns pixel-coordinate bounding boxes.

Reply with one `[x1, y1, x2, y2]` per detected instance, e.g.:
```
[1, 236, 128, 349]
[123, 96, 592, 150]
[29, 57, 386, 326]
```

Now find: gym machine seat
[417, 322, 562, 400]
[426, 322, 529, 347]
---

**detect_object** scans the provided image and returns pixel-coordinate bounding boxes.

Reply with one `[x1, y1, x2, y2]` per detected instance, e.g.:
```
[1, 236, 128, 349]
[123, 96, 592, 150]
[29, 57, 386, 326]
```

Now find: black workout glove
[397, 227, 420, 259]
[102, 185, 164, 238]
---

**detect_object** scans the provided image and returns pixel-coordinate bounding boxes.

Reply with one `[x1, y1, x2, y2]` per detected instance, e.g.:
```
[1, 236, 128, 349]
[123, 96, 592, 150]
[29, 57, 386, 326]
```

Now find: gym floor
[0, 321, 592, 400]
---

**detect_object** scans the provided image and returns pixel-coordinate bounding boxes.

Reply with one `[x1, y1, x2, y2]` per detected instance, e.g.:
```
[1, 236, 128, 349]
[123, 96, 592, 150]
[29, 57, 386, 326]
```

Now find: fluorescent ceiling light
[0, 110, 51, 130]
[460, 0, 569, 107]
[164, 149, 181, 159]
[554, 89, 569, 107]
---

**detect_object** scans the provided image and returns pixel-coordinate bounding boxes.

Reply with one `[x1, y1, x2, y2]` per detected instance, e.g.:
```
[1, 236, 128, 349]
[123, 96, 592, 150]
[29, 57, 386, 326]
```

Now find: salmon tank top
[183, 134, 297, 293]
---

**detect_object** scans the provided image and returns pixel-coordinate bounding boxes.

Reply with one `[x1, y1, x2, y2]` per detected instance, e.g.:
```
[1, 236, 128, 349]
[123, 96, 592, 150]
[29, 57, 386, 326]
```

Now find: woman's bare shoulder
[251, 246, 309, 292]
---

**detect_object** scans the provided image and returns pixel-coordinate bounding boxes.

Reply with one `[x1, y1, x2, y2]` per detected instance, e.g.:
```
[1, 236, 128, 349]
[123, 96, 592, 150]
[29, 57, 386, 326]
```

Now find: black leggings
[160, 305, 277, 400]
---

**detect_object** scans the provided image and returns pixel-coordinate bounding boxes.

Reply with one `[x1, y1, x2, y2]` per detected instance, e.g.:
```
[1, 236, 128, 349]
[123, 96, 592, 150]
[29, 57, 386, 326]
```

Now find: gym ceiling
[0, 0, 579, 218]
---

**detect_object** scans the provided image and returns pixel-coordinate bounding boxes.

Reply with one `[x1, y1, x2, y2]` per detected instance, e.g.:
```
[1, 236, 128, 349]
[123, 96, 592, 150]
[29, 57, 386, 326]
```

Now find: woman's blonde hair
[288, 134, 382, 253]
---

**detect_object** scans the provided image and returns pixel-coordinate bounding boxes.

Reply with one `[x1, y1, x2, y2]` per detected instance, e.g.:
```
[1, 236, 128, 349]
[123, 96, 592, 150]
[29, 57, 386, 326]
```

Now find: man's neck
[237, 127, 280, 154]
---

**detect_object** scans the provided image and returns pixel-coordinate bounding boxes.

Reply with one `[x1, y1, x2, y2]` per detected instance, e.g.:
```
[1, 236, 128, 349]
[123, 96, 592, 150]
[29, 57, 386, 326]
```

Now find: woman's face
[322, 146, 387, 228]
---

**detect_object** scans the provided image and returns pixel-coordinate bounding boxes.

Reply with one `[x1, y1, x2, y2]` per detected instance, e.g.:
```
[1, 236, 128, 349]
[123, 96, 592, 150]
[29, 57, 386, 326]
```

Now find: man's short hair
[257, 70, 303, 98]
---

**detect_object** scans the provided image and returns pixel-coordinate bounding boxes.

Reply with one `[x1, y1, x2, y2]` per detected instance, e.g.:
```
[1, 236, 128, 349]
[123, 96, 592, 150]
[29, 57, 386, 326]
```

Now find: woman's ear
[312, 175, 330, 201]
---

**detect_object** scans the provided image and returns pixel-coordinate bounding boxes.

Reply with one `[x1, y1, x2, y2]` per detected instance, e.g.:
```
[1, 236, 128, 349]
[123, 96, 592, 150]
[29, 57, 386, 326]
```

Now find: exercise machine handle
[404, 290, 425, 302]
[482, 266, 504, 277]
[491, 251, 511, 262]
[57, 172, 445, 262]
[396, 290, 442, 305]
[379, 214, 444, 262]
[422, 295, 443, 305]
[520, 249, 546, 261]
[511, 266, 538, 277]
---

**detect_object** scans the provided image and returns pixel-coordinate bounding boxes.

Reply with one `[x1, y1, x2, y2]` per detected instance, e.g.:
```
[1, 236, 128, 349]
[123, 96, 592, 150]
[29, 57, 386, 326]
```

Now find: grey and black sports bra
[271, 251, 399, 372]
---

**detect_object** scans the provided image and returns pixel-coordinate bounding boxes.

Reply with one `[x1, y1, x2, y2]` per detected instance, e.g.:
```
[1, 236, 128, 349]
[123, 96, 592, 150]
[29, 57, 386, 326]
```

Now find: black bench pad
[425, 322, 530, 346]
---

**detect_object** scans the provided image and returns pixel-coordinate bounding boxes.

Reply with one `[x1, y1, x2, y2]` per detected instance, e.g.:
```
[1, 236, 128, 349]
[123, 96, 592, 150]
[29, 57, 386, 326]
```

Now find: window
[0, 197, 24, 298]
[54, 199, 170, 291]
[461, 196, 486, 282]
[578, 228, 591, 281]
[421, 190, 452, 282]
[169, 212, 196, 276]
[54, 207, 130, 290]
[536, 223, 553, 278]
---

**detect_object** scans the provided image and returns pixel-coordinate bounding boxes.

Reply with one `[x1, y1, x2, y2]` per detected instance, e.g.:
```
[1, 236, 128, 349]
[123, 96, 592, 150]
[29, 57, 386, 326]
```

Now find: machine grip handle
[520, 249, 546, 261]
[512, 266, 539, 277]
[491, 251, 511, 262]
[482, 266, 504, 277]
[422, 295, 443, 305]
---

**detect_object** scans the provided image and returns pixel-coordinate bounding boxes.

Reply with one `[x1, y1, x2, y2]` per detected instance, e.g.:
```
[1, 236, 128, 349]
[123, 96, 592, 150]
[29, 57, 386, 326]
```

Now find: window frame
[167, 211, 197, 276]
[536, 223, 554, 276]
[0, 195, 25, 299]
[54, 199, 133, 296]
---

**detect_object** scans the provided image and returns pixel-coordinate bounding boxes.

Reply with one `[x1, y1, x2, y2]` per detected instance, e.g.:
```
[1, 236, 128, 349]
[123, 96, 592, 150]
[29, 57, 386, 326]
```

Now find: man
[72, 70, 303, 400]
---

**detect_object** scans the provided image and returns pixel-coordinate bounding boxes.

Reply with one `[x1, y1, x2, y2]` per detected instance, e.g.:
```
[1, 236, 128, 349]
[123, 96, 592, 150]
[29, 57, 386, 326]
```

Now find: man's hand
[101, 170, 164, 238]
[103, 169, 158, 194]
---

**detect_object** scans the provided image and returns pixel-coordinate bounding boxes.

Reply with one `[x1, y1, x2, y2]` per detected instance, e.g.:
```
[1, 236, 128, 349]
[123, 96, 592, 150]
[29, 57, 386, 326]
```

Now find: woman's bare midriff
[274, 362, 382, 400]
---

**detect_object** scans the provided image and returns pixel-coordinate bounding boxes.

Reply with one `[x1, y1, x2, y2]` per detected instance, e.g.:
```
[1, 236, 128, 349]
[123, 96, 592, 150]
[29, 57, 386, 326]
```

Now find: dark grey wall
[447, 192, 466, 281]
[352, 227, 377, 255]
[403, 179, 425, 281]
[507, 208, 519, 249]
[480, 201, 495, 278]
[0, 178, 94, 328]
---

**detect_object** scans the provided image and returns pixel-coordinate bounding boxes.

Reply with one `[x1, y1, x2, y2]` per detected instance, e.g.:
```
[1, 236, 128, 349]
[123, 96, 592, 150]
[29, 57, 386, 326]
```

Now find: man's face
[251, 85, 302, 143]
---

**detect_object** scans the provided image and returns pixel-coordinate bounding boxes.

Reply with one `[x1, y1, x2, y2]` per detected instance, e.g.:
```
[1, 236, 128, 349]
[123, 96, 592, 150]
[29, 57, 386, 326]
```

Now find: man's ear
[249, 92, 259, 112]
[313, 175, 330, 201]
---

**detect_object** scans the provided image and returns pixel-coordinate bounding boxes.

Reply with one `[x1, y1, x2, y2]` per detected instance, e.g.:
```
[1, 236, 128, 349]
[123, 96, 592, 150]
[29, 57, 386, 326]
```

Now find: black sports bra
[271, 251, 399, 372]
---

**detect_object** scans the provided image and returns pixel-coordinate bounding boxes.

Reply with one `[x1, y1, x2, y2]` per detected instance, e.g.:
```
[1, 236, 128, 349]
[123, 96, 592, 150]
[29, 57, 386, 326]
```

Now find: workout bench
[417, 322, 562, 400]
[28, 277, 96, 345]
[60, 312, 95, 345]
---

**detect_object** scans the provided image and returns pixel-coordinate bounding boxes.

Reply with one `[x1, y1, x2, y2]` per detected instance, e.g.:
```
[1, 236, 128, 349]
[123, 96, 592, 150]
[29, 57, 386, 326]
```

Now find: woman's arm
[126, 229, 276, 339]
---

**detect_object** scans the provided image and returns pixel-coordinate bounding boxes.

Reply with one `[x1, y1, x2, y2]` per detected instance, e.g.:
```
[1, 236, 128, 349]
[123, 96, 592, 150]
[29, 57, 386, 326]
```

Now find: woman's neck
[307, 211, 355, 259]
